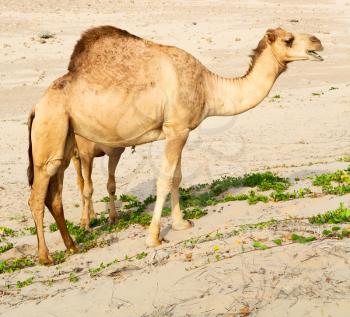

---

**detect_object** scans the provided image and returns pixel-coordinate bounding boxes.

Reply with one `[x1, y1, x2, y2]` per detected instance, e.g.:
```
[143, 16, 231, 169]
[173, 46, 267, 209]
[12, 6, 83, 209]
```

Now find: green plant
[0, 243, 13, 254]
[100, 196, 110, 203]
[290, 233, 316, 244]
[252, 241, 269, 250]
[0, 257, 34, 274]
[16, 277, 33, 288]
[49, 223, 58, 232]
[183, 207, 207, 219]
[309, 203, 350, 224]
[52, 251, 66, 264]
[26, 226, 37, 235]
[270, 188, 311, 202]
[161, 207, 171, 217]
[273, 239, 282, 246]
[0, 227, 15, 237]
[68, 272, 79, 283]
[313, 168, 350, 196]
[136, 251, 148, 260]
[337, 156, 350, 162]
[89, 262, 106, 277]
[322, 229, 332, 236]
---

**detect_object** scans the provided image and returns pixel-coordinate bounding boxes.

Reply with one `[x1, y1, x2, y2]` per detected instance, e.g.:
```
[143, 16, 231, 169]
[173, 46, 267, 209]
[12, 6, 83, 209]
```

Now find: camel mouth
[307, 50, 323, 61]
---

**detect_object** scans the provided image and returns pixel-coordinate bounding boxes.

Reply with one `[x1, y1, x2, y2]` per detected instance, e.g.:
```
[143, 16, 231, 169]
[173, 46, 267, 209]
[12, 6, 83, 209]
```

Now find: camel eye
[284, 37, 294, 46]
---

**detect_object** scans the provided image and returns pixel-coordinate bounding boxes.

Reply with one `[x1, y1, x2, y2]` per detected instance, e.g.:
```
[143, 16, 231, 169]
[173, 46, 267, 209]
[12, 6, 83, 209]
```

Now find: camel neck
[204, 47, 286, 117]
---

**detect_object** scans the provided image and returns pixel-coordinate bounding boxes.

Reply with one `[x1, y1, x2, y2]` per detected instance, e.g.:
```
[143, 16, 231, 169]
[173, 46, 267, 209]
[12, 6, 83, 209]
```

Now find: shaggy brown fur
[68, 26, 140, 73]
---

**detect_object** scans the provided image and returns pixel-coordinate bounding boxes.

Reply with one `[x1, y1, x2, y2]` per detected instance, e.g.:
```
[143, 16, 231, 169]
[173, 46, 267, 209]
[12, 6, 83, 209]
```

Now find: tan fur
[27, 26, 323, 263]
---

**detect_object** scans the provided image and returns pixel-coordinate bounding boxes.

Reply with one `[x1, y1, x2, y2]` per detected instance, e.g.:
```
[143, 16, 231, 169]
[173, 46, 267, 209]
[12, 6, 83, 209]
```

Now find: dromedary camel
[27, 26, 323, 264]
[71, 135, 125, 229]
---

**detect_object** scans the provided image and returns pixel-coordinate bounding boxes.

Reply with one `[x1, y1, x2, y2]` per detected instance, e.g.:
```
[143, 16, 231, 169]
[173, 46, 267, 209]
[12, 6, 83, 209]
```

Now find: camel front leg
[146, 127, 189, 247]
[107, 149, 124, 224]
[80, 155, 95, 229]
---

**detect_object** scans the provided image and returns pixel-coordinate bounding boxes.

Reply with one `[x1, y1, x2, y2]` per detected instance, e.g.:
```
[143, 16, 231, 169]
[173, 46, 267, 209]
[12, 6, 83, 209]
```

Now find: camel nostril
[310, 36, 320, 43]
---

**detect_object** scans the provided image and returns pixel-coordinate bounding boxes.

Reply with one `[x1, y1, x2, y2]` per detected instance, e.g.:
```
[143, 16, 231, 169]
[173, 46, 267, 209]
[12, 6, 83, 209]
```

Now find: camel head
[263, 27, 324, 62]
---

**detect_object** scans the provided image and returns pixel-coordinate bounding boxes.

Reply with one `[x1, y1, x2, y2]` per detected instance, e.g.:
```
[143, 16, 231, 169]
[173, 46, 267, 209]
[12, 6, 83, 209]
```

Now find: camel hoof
[145, 236, 162, 248]
[39, 254, 54, 266]
[172, 219, 193, 231]
[68, 244, 79, 254]
[109, 215, 119, 225]
[80, 220, 91, 231]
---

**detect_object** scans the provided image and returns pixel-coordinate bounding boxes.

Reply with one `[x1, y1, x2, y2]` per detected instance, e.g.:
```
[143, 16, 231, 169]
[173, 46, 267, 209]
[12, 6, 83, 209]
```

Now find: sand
[0, 0, 350, 316]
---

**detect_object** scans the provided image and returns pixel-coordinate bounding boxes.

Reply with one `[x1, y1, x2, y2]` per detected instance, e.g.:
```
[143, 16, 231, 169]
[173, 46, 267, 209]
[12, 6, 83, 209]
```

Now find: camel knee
[172, 175, 182, 189]
[156, 177, 173, 196]
[83, 182, 93, 199]
[46, 159, 62, 177]
[107, 178, 116, 195]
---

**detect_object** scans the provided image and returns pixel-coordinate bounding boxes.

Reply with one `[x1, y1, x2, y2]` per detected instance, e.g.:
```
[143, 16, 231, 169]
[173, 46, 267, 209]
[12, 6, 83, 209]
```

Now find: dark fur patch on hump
[68, 26, 141, 73]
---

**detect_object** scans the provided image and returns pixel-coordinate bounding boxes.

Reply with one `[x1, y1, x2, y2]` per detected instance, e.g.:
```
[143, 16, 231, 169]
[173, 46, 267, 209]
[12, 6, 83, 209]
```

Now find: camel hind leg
[107, 148, 125, 224]
[71, 149, 86, 218]
[45, 134, 77, 255]
[28, 90, 71, 264]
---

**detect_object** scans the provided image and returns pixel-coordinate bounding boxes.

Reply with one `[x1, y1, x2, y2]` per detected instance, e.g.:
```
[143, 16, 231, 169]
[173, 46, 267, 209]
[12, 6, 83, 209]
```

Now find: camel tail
[27, 110, 35, 187]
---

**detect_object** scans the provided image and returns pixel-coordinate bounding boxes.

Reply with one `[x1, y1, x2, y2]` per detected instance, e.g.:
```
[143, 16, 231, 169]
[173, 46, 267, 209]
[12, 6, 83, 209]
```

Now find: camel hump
[68, 25, 141, 73]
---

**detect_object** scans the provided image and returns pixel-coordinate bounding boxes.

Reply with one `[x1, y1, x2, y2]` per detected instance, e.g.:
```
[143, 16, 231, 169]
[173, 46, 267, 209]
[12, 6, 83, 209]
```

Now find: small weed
[183, 207, 207, 219]
[223, 191, 269, 205]
[52, 251, 66, 264]
[0, 257, 34, 274]
[290, 233, 316, 244]
[272, 94, 281, 99]
[0, 227, 15, 237]
[270, 188, 311, 202]
[68, 272, 79, 283]
[100, 196, 110, 203]
[161, 207, 171, 217]
[309, 203, 350, 224]
[329, 87, 338, 90]
[273, 239, 282, 246]
[16, 277, 33, 289]
[252, 241, 269, 250]
[49, 223, 58, 232]
[26, 227, 37, 235]
[313, 167, 350, 195]
[0, 243, 13, 254]
[44, 279, 54, 287]
[239, 219, 278, 231]
[89, 262, 106, 277]
[337, 156, 350, 162]
[322, 229, 332, 236]
[136, 251, 148, 260]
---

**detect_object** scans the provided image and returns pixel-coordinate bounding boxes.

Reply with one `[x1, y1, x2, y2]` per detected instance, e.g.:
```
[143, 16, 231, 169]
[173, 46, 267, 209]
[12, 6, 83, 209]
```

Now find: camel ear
[265, 29, 277, 44]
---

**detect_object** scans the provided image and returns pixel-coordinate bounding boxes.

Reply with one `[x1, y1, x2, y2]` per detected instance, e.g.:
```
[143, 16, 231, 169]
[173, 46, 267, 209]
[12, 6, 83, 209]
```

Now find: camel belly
[69, 86, 167, 147]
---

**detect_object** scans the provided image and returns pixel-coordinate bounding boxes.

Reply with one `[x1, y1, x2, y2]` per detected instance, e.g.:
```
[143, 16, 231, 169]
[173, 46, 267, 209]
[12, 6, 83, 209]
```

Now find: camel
[71, 135, 125, 229]
[27, 26, 323, 264]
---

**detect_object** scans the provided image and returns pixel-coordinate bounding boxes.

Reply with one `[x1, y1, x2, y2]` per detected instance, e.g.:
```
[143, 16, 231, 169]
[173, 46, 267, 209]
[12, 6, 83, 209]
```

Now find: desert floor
[1, 0, 350, 316]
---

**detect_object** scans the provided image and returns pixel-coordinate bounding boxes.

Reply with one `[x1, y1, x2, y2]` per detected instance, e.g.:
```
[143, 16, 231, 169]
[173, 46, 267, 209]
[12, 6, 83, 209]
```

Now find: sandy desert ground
[1, 0, 350, 316]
